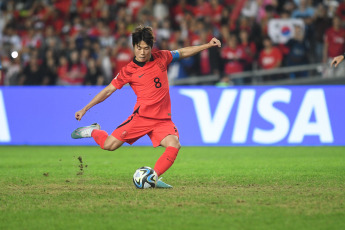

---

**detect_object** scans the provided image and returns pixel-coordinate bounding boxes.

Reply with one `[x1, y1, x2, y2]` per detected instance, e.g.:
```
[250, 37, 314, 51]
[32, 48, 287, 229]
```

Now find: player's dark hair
[132, 25, 154, 48]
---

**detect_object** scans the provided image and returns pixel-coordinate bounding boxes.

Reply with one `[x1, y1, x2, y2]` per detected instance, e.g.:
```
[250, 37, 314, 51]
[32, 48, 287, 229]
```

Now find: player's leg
[149, 120, 180, 188]
[92, 129, 124, 150]
[71, 123, 124, 150]
[102, 135, 124, 151]
[154, 134, 181, 176]
[153, 135, 180, 188]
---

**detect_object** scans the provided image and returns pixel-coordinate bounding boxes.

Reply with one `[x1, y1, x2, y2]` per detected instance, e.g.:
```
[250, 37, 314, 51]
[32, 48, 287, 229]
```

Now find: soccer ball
[133, 166, 158, 189]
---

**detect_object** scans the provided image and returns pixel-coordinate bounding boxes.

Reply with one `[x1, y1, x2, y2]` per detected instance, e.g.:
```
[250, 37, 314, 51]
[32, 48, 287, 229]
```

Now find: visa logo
[180, 88, 333, 144]
[0, 90, 11, 142]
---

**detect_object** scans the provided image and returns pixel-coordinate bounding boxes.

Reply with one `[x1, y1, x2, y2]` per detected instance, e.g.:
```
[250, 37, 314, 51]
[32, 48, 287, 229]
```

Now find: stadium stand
[0, 0, 344, 86]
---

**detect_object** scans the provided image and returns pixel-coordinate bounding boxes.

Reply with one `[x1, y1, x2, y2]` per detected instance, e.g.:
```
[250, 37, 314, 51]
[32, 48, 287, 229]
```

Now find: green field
[0, 146, 344, 230]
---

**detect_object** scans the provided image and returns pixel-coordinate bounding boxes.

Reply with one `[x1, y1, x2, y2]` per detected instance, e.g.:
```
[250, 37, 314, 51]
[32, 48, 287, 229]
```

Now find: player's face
[134, 41, 152, 63]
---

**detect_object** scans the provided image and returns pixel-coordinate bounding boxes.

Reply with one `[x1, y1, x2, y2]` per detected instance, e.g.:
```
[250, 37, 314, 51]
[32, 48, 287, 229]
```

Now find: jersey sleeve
[160, 50, 174, 66]
[170, 50, 180, 62]
[111, 68, 130, 89]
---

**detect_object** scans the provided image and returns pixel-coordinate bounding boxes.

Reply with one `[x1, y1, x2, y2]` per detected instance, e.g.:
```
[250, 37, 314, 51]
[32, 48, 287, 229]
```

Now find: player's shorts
[111, 111, 179, 147]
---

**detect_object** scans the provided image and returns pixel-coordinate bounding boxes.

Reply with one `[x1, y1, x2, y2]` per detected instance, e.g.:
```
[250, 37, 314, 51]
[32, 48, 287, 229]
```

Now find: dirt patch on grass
[77, 156, 87, 176]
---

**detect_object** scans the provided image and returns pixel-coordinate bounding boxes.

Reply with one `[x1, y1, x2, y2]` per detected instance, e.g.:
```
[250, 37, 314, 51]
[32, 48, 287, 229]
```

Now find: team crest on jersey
[121, 130, 128, 138]
[157, 61, 166, 72]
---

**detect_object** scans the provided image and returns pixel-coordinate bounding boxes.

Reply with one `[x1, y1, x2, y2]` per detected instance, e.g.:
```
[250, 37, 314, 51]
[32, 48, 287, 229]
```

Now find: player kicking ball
[71, 25, 221, 188]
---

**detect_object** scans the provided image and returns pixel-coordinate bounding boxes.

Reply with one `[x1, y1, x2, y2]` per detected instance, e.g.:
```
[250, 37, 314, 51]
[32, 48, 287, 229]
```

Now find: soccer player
[330, 54, 345, 68]
[71, 25, 221, 188]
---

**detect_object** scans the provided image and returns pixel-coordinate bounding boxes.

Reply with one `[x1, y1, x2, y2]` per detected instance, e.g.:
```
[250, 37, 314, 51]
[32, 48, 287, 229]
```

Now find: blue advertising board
[0, 86, 344, 146]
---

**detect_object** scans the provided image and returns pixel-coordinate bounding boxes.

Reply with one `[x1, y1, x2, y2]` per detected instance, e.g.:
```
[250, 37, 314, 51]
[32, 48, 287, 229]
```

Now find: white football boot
[71, 123, 100, 139]
[156, 177, 173, 188]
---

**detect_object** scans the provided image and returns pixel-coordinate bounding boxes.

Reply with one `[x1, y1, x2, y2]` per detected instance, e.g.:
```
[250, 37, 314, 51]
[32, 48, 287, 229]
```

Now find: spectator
[258, 36, 283, 80]
[171, 0, 194, 26]
[335, 0, 345, 28]
[323, 16, 345, 78]
[335, 0, 345, 20]
[156, 19, 172, 43]
[257, 0, 279, 23]
[325, 0, 339, 18]
[69, 50, 87, 84]
[114, 21, 130, 39]
[99, 48, 113, 85]
[194, 0, 212, 19]
[221, 34, 246, 85]
[43, 55, 58, 85]
[42, 25, 62, 52]
[2, 25, 22, 52]
[292, 0, 315, 47]
[111, 36, 133, 77]
[285, 25, 309, 78]
[260, 4, 280, 37]
[57, 50, 87, 85]
[210, 0, 224, 29]
[137, 0, 154, 22]
[99, 27, 116, 48]
[56, 56, 69, 85]
[84, 58, 105, 85]
[196, 29, 221, 76]
[241, 0, 259, 18]
[3, 56, 21, 86]
[153, 0, 169, 23]
[19, 56, 48, 85]
[80, 47, 91, 65]
[292, 0, 315, 18]
[239, 29, 257, 71]
[312, 3, 332, 63]
[76, 0, 96, 20]
[127, 0, 146, 21]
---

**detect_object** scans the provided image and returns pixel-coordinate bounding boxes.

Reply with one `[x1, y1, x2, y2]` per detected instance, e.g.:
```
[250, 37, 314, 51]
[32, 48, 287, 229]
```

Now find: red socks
[91, 129, 108, 149]
[154, 146, 179, 176]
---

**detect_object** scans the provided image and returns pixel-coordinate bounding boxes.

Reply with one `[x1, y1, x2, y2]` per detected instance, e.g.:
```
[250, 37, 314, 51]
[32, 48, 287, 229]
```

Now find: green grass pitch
[0, 146, 344, 230]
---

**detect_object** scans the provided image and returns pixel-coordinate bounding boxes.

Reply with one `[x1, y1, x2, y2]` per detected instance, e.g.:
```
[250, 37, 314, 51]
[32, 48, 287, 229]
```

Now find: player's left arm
[176, 37, 222, 59]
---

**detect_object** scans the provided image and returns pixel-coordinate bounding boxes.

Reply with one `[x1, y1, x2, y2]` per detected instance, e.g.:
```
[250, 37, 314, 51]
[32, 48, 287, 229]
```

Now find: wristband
[343, 53, 345, 59]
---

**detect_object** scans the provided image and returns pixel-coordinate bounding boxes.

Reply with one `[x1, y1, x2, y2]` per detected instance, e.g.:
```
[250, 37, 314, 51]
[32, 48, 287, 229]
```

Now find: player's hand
[209, 37, 221, 48]
[330, 55, 344, 68]
[75, 109, 86, 121]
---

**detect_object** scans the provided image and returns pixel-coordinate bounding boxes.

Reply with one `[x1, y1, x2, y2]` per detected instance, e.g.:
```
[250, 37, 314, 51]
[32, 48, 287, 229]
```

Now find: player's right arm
[330, 54, 344, 68]
[75, 83, 117, 121]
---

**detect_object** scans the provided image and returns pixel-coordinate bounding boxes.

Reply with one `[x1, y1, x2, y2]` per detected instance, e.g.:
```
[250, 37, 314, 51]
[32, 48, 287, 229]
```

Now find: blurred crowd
[1, 0, 345, 86]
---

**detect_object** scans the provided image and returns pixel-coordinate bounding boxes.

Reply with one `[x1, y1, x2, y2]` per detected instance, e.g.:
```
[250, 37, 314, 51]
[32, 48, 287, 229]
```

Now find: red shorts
[112, 112, 179, 147]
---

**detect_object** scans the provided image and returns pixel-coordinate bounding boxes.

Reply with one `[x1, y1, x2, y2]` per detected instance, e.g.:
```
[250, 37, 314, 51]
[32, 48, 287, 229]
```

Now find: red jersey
[259, 47, 283, 70]
[111, 50, 173, 119]
[324, 27, 345, 58]
[221, 46, 245, 74]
